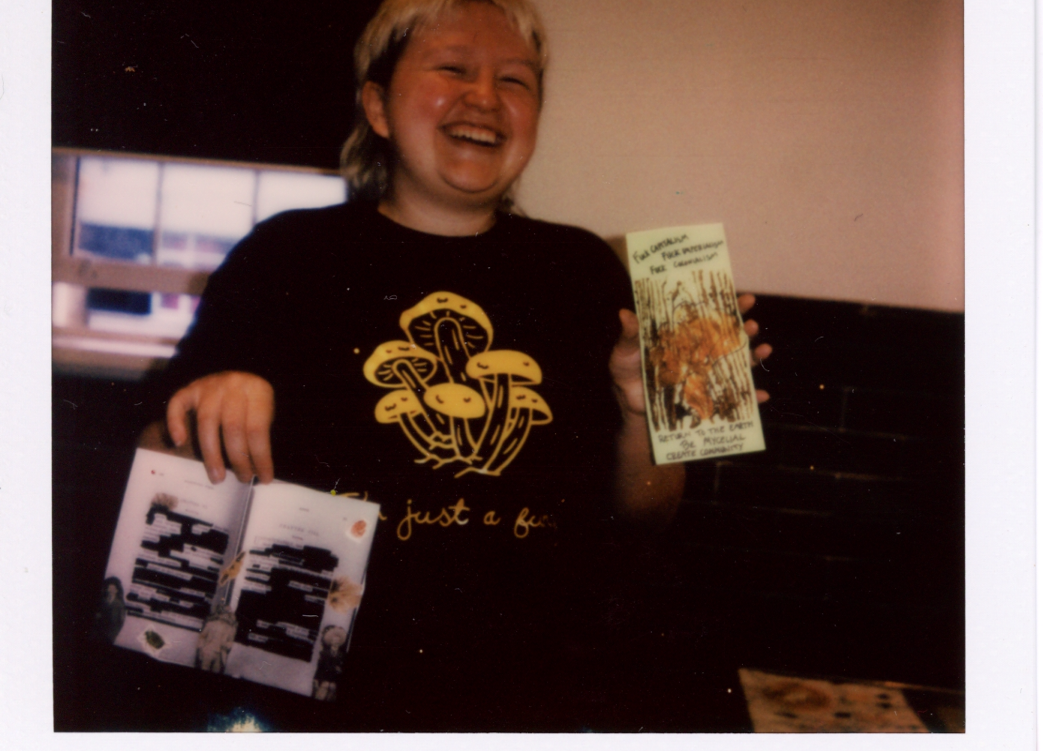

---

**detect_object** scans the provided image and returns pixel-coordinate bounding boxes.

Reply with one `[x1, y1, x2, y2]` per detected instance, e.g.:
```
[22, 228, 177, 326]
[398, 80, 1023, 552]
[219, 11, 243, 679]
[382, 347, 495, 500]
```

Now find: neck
[377, 190, 500, 237]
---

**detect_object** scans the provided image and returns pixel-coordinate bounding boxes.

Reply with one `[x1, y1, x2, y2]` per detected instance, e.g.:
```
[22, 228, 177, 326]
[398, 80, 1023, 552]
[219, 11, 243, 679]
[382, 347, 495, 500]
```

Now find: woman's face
[364, 2, 542, 213]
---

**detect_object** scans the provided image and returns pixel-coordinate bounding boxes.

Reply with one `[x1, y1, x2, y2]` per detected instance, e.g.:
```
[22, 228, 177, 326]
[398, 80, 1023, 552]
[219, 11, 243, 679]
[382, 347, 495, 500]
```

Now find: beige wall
[518, 0, 963, 312]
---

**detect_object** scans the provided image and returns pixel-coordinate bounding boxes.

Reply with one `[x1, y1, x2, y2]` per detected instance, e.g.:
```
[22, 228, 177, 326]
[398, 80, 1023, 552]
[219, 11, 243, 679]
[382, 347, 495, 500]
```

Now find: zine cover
[101, 448, 380, 700]
[626, 224, 766, 464]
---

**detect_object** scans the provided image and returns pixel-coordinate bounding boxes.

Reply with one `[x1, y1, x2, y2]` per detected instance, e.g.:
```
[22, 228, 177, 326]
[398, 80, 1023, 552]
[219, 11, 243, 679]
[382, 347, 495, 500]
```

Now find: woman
[146, 0, 769, 729]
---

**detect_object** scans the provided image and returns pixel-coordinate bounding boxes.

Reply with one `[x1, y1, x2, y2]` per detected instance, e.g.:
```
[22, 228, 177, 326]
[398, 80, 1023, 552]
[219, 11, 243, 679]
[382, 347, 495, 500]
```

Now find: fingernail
[207, 468, 220, 484]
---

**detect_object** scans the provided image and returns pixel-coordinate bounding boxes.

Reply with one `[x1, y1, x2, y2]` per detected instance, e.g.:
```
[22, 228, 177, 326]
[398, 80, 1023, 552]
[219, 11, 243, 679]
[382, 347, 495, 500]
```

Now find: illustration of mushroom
[463, 385, 552, 477]
[367, 292, 553, 475]
[363, 340, 448, 435]
[635, 272, 752, 430]
[464, 349, 543, 461]
[423, 382, 487, 464]
[375, 390, 455, 463]
[399, 292, 493, 385]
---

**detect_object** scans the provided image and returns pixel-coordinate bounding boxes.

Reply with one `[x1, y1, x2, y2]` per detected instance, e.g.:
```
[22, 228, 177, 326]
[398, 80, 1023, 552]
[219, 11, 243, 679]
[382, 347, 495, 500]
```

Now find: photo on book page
[626, 224, 765, 464]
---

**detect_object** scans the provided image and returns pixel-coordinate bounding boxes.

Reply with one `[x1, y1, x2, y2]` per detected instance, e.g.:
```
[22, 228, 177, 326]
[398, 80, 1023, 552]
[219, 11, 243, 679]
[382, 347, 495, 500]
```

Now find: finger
[194, 394, 228, 484]
[744, 318, 759, 338]
[737, 293, 756, 316]
[245, 391, 275, 484]
[756, 389, 770, 403]
[618, 309, 639, 342]
[166, 387, 195, 448]
[221, 398, 254, 484]
[753, 343, 773, 363]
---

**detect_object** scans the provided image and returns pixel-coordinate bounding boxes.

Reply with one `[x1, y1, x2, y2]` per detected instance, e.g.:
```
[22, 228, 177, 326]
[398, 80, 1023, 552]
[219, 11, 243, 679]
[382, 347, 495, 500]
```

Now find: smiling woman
[73, 0, 763, 732]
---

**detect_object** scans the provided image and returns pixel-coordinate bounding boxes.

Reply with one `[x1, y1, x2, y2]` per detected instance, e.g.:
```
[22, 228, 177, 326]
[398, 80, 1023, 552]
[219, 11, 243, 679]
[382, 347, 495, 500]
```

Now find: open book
[99, 448, 380, 701]
[626, 224, 766, 464]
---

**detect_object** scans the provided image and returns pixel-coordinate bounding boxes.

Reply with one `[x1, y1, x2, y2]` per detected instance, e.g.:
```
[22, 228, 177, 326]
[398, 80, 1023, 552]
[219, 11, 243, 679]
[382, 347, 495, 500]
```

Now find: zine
[626, 224, 766, 464]
[100, 448, 380, 700]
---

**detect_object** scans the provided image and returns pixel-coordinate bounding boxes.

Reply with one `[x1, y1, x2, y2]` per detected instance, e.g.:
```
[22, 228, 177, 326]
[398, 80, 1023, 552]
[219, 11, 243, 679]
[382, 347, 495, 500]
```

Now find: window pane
[86, 288, 200, 339]
[75, 157, 160, 263]
[255, 171, 346, 223]
[157, 164, 256, 271]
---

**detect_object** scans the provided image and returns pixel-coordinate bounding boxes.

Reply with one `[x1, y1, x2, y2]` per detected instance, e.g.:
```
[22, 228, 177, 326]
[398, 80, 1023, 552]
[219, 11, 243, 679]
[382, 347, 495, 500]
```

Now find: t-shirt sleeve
[142, 213, 306, 421]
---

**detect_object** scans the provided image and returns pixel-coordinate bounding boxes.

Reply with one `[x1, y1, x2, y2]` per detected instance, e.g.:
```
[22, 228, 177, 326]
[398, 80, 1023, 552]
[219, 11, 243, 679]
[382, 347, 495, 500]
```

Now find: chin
[443, 178, 510, 204]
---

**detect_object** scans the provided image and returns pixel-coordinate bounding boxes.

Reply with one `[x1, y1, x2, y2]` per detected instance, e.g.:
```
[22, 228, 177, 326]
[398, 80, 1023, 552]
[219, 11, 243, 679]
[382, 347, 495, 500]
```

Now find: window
[52, 150, 347, 379]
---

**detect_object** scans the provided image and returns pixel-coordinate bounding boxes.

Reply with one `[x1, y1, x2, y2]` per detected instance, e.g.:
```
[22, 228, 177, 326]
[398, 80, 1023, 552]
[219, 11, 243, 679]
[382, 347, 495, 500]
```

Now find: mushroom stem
[481, 410, 534, 476]
[400, 415, 456, 464]
[433, 317, 474, 386]
[393, 360, 449, 437]
[467, 373, 511, 462]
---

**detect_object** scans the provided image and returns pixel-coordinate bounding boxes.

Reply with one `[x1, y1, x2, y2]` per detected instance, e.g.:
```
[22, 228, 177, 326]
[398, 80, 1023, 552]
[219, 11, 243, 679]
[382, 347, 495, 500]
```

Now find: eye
[498, 69, 537, 91]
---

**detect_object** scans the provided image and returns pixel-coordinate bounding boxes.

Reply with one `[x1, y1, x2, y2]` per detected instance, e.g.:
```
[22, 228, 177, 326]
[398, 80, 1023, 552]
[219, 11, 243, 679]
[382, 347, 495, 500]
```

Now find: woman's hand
[608, 309, 647, 418]
[738, 293, 772, 403]
[166, 371, 275, 484]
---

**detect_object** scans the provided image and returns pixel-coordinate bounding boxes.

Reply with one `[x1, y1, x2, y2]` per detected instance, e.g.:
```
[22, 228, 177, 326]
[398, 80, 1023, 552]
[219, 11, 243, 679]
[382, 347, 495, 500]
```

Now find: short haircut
[340, 0, 548, 205]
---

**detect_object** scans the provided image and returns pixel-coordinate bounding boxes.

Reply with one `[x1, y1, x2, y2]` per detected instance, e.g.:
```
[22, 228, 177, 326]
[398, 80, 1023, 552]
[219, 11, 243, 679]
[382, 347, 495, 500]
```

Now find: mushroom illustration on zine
[365, 292, 550, 477]
[626, 224, 766, 464]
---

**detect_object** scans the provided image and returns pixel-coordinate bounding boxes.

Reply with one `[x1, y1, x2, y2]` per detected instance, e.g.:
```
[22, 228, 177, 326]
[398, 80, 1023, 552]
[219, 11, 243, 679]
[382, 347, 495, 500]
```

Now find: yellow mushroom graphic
[365, 292, 551, 476]
[374, 390, 455, 463]
[463, 350, 543, 467]
[423, 382, 487, 466]
[399, 292, 493, 385]
[463, 386, 552, 477]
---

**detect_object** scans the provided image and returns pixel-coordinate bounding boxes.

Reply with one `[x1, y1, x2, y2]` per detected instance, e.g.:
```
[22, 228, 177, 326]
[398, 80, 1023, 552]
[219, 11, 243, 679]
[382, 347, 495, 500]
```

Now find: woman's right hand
[166, 371, 275, 485]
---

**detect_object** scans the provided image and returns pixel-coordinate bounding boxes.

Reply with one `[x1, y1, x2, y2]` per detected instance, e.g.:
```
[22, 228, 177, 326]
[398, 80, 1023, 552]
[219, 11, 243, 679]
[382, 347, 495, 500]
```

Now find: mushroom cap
[399, 292, 493, 355]
[423, 382, 487, 419]
[466, 350, 543, 384]
[374, 390, 423, 424]
[363, 340, 439, 387]
[508, 386, 553, 424]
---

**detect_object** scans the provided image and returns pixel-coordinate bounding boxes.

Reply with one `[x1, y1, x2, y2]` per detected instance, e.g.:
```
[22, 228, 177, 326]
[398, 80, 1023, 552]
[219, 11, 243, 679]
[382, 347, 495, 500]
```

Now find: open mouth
[443, 123, 503, 147]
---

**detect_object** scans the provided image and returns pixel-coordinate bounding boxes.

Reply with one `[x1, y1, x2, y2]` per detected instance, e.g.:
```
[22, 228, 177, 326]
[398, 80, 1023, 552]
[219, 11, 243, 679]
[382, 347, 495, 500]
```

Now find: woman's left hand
[608, 309, 649, 418]
[738, 293, 772, 403]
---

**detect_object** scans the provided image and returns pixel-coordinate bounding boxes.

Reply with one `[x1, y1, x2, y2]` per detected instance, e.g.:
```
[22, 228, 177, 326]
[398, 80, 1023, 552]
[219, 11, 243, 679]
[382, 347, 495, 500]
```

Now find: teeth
[445, 125, 500, 145]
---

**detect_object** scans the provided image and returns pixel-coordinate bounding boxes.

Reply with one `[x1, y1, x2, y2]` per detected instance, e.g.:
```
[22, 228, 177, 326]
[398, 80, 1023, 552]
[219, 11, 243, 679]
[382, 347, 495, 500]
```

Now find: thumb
[617, 309, 639, 347]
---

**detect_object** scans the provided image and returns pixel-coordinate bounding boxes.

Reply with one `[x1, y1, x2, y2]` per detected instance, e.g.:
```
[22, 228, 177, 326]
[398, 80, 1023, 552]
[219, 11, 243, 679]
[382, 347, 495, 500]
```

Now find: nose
[463, 69, 500, 110]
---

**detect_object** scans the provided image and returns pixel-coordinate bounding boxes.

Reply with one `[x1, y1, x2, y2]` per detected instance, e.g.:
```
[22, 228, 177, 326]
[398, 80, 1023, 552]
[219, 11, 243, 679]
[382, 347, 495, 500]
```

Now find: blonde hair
[340, 0, 548, 205]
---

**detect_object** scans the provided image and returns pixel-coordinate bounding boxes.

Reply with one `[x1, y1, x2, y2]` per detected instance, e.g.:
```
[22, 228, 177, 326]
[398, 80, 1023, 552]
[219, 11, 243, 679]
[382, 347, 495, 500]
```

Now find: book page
[626, 224, 766, 464]
[221, 484, 380, 699]
[101, 449, 253, 666]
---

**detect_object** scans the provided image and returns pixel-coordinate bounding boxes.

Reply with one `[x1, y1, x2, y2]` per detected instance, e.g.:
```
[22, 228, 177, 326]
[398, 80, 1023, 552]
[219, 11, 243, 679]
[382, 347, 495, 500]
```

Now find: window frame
[52, 148, 346, 380]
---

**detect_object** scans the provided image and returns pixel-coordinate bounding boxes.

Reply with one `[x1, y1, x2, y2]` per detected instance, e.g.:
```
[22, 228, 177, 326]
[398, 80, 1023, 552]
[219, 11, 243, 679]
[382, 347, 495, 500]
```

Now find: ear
[362, 81, 391, 139]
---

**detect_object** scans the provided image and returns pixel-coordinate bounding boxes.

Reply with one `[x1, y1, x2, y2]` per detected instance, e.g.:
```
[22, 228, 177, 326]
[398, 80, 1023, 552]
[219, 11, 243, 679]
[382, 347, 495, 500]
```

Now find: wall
[520, 0, 963, 312]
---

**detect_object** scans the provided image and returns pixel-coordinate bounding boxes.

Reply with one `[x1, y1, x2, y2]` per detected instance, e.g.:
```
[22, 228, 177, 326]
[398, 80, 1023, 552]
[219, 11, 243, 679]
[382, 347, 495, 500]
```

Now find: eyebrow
[424, 46, 539, 72]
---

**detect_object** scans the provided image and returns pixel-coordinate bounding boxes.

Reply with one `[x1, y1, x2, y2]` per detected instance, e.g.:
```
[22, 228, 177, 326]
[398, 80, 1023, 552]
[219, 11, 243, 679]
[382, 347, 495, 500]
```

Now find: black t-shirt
[154, 200, 635, 710]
